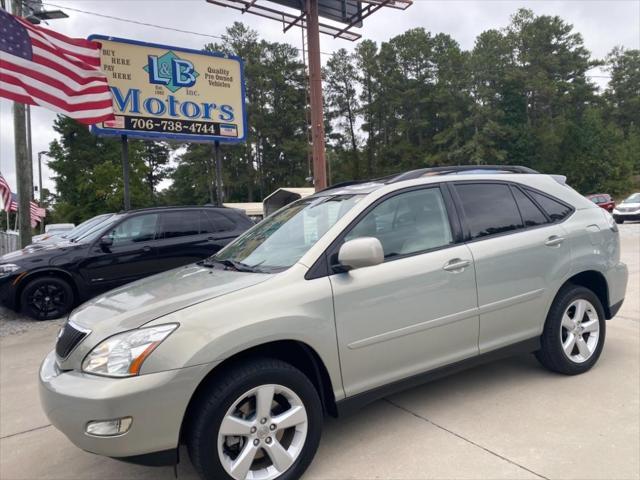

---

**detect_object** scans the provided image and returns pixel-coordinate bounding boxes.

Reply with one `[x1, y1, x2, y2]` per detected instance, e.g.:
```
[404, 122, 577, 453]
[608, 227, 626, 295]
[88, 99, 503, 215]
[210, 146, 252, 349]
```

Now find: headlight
[0, 264, 21, 277]
[82, 324, 178, 377]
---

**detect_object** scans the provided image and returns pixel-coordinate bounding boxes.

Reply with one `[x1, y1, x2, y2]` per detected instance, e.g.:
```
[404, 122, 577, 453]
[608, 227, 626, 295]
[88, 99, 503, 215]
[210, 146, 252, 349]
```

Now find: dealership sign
[89, 35, 246, 142]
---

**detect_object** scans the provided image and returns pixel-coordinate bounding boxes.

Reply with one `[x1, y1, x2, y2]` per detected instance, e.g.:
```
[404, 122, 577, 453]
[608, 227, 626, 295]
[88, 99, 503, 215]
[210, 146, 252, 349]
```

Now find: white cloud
[1, 0, 638, 193]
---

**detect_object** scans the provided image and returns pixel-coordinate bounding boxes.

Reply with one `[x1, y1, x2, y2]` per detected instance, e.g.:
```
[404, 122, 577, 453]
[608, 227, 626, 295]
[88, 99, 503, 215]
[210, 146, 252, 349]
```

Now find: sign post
[90, 35, 247, 206]
[121, 135, 131, 210]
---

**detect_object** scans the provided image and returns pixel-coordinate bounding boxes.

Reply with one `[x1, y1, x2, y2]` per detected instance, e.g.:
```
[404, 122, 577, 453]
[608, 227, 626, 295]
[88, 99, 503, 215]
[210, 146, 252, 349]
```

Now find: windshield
[623, 193, 640, 203]
[64, 214, 112, 240]
[214, 194, 365, 272]
[74, 214, 124, 243]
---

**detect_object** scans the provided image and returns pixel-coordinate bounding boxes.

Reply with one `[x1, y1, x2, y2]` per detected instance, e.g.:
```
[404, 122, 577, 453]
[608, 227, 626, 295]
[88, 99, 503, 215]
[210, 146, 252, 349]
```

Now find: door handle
[141, 245, 152, 253]
[545, 235, 565, 247]
[443, 258, 470, 272]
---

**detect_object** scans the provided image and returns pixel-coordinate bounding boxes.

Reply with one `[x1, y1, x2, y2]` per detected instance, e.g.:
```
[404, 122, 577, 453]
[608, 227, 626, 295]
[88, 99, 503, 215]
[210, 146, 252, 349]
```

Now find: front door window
[345, 187, 453, 259]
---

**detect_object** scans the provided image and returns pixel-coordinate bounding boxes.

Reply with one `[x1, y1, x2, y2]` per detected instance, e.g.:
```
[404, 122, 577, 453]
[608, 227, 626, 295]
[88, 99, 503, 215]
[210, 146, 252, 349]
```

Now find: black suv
[0, 206, 254, 320]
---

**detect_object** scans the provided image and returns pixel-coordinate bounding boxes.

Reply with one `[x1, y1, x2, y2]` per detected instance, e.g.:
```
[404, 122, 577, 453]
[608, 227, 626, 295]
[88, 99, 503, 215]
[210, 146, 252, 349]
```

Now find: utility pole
[11, 0, 31, 247]
[306, 0, 327, 191]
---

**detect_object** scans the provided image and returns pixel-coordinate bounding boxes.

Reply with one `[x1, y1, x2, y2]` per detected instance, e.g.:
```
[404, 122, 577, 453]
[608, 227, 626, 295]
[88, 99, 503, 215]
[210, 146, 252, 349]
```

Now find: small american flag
[0, 9, 114, 124]
[0, 172, 13, 210]
[0, 173, 46, 225]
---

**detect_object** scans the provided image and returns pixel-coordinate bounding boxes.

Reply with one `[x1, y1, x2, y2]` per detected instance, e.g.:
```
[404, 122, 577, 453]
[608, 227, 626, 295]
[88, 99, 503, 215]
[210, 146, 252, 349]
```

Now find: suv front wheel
[536, 284, 606, 375]
[20, 276, 75, 320]
[187, 358, 323, 480]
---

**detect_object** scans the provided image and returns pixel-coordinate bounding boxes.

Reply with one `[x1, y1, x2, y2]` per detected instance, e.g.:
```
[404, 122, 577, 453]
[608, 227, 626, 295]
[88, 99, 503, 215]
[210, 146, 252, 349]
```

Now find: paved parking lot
[1, 223, 638, 480]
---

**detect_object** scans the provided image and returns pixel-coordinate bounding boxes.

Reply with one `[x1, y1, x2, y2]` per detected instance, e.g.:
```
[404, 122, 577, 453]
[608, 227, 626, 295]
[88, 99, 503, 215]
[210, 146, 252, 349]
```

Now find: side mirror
[99, 236, 113, 250]
[337, 237, 384, 271]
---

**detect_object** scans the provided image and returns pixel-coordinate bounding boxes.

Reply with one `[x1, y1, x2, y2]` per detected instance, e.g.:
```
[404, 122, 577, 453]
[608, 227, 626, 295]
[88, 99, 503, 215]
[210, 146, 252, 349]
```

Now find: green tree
[604, 47, 640, 143]
[139, 141, 172, 202]
[324, 48, 361, 178]
[47, 116, 152, 222]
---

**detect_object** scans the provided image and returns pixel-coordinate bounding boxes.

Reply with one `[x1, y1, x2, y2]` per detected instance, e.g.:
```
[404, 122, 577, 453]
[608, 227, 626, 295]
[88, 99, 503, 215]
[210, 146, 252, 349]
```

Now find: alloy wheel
[27, 284, 67, 318]
[560, 299, 600, 364]
[217, 384, 308, 480]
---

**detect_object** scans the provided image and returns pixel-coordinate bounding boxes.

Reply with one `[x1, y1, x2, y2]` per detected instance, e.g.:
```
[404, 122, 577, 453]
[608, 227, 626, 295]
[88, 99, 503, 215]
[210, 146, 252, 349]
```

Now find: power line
[42, 2, 227, 40]
[41, 2, 334, 55]
[41, 1, 612, 78]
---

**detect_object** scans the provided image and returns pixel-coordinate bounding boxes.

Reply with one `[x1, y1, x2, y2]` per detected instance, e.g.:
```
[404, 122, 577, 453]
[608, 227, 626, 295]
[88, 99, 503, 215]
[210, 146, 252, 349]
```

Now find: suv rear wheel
[187, 358, 322, 480]
[536, 285, 606, 375]
[20, 276, 75, 320]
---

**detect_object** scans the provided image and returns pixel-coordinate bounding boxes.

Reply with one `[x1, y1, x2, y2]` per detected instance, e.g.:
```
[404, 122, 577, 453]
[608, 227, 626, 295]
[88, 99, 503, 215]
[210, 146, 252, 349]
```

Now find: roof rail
[117, 204, 229, 214]
[316, 180, 370, 193]
[387, 165, 539, 183]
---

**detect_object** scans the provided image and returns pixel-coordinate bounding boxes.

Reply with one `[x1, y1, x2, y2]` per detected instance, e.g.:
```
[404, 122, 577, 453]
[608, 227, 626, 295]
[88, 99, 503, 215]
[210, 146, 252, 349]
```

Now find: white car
[31, 223, 75, 243]
[612, 193, 640, 224]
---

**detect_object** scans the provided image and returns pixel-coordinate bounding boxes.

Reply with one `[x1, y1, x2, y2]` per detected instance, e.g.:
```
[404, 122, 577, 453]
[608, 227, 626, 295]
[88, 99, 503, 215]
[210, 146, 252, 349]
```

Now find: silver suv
[40, 166, 628, 480]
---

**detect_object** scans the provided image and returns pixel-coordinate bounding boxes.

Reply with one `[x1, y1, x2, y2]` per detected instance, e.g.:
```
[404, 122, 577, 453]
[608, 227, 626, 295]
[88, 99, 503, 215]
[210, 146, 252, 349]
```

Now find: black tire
[187, 358, 323, 480]
[20, 276, 75, 320]
[614, 217, 624, 224]
[535, 284, 606, 375]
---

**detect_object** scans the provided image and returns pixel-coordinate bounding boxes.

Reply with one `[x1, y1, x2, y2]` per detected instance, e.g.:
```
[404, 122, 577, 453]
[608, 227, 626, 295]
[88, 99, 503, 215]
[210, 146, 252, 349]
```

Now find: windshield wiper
[202, 258, 263, 273]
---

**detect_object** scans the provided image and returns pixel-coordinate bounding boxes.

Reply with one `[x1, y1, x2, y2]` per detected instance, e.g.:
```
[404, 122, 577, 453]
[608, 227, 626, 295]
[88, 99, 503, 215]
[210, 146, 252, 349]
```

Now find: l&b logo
[144, 51, 199, 92]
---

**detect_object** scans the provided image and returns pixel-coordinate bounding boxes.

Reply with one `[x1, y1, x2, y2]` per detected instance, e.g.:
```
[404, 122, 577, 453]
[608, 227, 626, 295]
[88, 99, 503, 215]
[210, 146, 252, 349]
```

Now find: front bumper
[0, 274, 19, 309]
[613, 211, 640, 221]
[39, 350, 211, 460]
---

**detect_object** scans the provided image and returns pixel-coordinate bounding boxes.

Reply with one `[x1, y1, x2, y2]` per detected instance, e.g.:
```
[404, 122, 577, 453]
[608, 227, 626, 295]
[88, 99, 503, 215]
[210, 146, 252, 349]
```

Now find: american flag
[0, 173, 46, 225]
[0, 9, 114, 125]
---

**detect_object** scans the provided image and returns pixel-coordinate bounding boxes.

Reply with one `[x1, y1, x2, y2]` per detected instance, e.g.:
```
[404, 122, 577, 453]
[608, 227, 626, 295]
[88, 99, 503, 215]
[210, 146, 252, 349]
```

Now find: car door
[153, 209, 213, 270]
[452, 182, 572, 353]
[79, 213, 160, 292]
[329, 186, 479, 397]
[204, 209, 247, 251]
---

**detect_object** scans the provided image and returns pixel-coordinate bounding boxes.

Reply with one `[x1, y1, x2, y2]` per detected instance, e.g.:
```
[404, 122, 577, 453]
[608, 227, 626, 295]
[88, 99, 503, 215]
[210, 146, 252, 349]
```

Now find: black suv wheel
[20, 276, 75, 320]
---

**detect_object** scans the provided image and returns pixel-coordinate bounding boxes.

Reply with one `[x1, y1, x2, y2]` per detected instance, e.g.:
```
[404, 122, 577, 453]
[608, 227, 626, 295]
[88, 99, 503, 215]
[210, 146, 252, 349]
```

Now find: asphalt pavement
[1, 223, 638, 480]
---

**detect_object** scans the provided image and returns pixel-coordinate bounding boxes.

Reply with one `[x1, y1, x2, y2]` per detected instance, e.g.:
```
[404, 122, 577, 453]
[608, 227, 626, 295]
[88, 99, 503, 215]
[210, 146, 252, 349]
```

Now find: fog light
[85, 417, 132, 437]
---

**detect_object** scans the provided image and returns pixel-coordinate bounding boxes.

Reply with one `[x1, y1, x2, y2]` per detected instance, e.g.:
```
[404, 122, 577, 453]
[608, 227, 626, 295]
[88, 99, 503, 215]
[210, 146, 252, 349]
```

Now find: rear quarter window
[525, 189, 573, 222]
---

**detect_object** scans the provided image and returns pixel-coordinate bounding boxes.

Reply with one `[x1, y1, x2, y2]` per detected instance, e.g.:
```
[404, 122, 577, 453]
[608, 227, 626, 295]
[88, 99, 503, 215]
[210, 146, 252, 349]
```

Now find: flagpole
[10, 0, 32, 247]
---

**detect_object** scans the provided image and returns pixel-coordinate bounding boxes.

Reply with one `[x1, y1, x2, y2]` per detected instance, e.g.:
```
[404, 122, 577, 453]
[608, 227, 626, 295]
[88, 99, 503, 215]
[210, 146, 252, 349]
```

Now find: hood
[68, 263, 273, 334]
[0, 240, 78, 263]
[616, 202, 640, 210]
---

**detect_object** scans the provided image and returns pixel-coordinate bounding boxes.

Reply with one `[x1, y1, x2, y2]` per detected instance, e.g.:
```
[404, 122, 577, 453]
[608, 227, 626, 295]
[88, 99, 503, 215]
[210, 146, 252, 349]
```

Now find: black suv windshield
[213, 194, 364, 272]
[74, 214, 124, 243]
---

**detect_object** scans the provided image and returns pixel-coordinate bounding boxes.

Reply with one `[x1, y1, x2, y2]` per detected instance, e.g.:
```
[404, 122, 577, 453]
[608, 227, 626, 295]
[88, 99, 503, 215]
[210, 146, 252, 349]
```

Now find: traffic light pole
[306, 0, 327, 191]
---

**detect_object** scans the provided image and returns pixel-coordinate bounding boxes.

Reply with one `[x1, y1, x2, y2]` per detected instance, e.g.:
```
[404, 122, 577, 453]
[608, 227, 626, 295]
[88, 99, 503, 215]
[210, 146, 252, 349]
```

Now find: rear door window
[454, 183, 523, 240]
[205, 210, 237, 232]
[158, 210, 202, 239]
[511, 187, 549, 227]
[525, 189, 573, 222]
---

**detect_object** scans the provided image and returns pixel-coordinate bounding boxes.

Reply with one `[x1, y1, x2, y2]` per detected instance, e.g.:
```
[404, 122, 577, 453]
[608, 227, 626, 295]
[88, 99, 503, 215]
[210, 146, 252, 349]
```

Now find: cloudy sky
[1, 0, 638, 195]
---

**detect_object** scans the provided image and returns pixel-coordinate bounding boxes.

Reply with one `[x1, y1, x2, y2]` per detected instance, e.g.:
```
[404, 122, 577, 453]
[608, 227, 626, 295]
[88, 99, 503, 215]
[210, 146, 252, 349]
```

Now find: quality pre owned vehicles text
[39, 167, 627, 480]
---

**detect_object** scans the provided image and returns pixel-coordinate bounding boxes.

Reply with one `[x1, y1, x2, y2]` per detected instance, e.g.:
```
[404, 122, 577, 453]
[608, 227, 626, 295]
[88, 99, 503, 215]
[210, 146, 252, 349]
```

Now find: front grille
[55, 322, 89, 359]
[619, 207, 637, 213]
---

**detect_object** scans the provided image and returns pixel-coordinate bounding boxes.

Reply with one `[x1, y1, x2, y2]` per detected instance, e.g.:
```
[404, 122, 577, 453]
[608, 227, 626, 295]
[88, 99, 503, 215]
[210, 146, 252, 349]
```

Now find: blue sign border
[88, 34, 248, 144]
